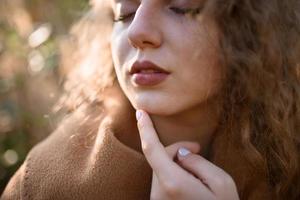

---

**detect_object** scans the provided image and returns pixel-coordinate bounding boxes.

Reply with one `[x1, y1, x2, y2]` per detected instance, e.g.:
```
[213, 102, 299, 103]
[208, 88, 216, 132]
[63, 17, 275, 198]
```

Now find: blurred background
[0, 0, 88, 193]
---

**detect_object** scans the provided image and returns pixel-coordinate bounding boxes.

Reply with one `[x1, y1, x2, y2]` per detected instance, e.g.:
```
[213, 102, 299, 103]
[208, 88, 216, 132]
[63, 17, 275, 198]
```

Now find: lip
[129, 61, 170, 75]
[129, 61, 170, 86]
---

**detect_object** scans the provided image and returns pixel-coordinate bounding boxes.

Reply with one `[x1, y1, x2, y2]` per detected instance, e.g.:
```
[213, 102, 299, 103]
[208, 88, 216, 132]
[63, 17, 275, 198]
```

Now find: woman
[2, 0, 300, 199]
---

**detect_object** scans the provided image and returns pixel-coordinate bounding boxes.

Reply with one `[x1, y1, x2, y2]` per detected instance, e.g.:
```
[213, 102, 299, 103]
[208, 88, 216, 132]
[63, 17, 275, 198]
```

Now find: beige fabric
[2, 105, 152, 200]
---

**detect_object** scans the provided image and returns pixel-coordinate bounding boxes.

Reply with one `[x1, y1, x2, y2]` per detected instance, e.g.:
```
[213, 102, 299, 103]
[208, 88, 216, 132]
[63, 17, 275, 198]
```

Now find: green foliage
[0, 0, 88, 193]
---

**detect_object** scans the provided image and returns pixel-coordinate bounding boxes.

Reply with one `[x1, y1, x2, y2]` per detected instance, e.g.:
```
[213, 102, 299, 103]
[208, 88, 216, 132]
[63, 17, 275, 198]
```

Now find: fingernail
[136, 110, 142, 121]
[178, 147, 191, 157]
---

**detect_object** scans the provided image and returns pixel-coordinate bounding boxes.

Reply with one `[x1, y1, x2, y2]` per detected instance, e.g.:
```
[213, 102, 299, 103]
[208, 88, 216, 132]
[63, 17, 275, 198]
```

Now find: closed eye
[113, 6, 202, 23]
[169, 7, 202, 16]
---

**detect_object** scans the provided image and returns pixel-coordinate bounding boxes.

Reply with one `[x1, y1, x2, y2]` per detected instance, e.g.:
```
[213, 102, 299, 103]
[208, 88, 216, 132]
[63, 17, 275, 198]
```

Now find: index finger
[136, 110, 180, 182]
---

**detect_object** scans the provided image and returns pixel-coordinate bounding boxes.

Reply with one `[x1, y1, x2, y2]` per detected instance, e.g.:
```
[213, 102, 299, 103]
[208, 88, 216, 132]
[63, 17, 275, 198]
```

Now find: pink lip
[132, 73, 169, 86]
[129, 61, 170, 75]
[129, 61, 170, 86]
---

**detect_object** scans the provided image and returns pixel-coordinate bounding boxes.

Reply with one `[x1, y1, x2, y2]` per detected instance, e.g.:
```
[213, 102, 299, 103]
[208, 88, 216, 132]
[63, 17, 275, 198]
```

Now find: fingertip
[136, 110, 151, 132]
[178, 147, 191, 157]
[136, 109, 143, 121]
[176, 147, 192, 162]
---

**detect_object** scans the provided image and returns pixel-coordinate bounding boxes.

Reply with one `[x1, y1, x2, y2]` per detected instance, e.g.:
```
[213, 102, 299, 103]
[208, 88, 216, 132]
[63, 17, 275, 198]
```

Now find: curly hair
[212, 0, 300, 199]
[57, 0, 300, 199]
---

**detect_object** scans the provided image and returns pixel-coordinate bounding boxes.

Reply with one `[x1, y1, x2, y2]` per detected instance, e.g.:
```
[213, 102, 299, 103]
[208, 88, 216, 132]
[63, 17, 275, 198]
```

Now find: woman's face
[110, 0, 224, 115]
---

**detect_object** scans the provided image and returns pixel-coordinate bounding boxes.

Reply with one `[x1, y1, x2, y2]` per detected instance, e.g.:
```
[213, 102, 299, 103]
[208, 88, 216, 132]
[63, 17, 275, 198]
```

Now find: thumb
[165, 142, 200, 160]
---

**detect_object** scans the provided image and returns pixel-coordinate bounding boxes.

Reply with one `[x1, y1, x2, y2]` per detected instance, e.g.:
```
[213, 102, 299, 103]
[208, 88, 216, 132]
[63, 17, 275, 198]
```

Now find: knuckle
[224, 175, 236, 188]
[141, 141, 153, 154]
[212, 177, 226, 189]
[213, 175, 235, 189]
[162, 180, 181, 197]
[137, 122, 146, 133]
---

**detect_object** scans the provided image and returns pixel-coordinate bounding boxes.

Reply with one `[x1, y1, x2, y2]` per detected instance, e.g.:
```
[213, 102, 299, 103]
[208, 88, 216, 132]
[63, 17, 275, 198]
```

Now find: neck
[107, 84, 222, 159]
[150, 98, 222, 158]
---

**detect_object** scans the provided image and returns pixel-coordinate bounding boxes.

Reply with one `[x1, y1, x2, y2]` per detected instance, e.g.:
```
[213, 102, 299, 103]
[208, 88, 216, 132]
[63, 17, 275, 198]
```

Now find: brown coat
[1, 85, 273, 200]
[1, 106, 152, 200]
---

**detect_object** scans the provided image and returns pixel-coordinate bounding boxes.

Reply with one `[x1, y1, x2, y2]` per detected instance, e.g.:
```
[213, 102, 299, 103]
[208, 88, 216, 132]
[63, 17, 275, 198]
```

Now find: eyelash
[113, 7, 202, 23]
[169, 7, 202, 15]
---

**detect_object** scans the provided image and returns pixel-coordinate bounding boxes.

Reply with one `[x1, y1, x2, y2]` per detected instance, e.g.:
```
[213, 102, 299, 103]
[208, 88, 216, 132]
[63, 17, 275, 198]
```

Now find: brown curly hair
[57, 0, 300, 199]
[213, 0, 300, 199]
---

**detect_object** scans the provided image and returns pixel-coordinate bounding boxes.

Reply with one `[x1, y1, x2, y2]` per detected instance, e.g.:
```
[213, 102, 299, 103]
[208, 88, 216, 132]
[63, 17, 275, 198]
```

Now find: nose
[127, 5, 162, 50]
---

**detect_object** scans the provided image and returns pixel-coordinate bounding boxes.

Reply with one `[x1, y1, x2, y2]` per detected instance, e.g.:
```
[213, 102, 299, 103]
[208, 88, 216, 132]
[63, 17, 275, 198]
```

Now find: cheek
[111, 29, 129, 71]
[110, 20, 223, 114]
[111, 31, 134, 99]
[192, 54, 223, 97]
[176, 39, 223, 99]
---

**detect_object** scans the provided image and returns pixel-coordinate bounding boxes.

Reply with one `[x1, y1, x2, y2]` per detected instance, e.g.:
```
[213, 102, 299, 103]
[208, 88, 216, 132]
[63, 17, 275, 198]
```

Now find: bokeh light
[0, 0, 88, 193]
[3, 150, 19, 167]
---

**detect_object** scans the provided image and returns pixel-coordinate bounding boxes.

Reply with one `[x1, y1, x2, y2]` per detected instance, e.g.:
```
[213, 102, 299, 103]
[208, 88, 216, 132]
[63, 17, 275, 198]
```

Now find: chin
[131, 100, 177, 116]
[126, 91, 182, 116]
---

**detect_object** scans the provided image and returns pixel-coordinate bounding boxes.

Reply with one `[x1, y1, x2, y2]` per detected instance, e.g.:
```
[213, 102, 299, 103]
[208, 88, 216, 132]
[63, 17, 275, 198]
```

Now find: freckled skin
[110, 0, 224, 116]
[108, 0, 224, 155]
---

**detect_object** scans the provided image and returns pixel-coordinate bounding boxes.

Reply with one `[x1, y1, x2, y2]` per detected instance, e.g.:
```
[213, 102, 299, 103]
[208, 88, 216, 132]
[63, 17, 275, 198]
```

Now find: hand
[136, 110, 240, 200]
